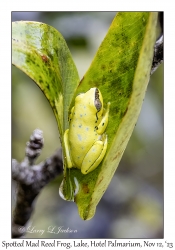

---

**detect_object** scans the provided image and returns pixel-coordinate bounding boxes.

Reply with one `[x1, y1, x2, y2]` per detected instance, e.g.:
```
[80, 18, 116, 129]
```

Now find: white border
[1, 0, 175, 246]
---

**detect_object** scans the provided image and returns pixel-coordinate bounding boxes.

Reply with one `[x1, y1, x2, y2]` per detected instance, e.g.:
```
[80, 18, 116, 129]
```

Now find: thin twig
[12, 129, 63, 238]
[151, 34, 163, 75]
[151, 12, 163, 75]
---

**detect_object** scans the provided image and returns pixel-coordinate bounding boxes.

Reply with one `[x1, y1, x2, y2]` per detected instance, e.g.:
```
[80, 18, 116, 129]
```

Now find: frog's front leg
[97, 102, 110, 134]
[81, 135, 107, 175]
[64, 129, 73, 169]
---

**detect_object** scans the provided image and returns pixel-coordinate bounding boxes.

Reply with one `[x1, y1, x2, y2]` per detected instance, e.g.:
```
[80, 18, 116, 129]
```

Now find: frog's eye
[94, 88, 102, 112]
[94, 98, 102, 112]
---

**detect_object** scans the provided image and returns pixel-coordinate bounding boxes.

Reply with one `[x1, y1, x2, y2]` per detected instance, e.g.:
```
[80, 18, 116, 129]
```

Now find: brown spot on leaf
[41, 55, 49, 63]
[97, 176, 104, 186]
[82, 183, 89, 194]
[112, 150, 123, 161]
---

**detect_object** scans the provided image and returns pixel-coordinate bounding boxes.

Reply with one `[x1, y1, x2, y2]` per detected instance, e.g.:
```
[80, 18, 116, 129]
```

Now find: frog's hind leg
[81, 136, 107, 175]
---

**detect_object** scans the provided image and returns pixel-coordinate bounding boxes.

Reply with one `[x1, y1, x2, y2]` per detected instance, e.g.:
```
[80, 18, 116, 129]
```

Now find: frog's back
[68, 102, 100, 168]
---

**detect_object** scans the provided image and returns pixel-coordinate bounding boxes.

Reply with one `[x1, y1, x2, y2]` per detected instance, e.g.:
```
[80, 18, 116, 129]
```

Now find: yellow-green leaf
[61, 12, 158, 220]
[12, 21, 80, 139]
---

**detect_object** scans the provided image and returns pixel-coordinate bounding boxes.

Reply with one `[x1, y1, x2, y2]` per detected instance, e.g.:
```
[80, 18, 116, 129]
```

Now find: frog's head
[75, 87, 104, 116]
[87, 88, 104, 115]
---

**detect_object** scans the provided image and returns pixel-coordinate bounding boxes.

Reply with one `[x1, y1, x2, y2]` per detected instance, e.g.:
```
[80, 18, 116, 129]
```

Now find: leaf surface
[12, 21, 80, 138]
[63, 12, 158, 220]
